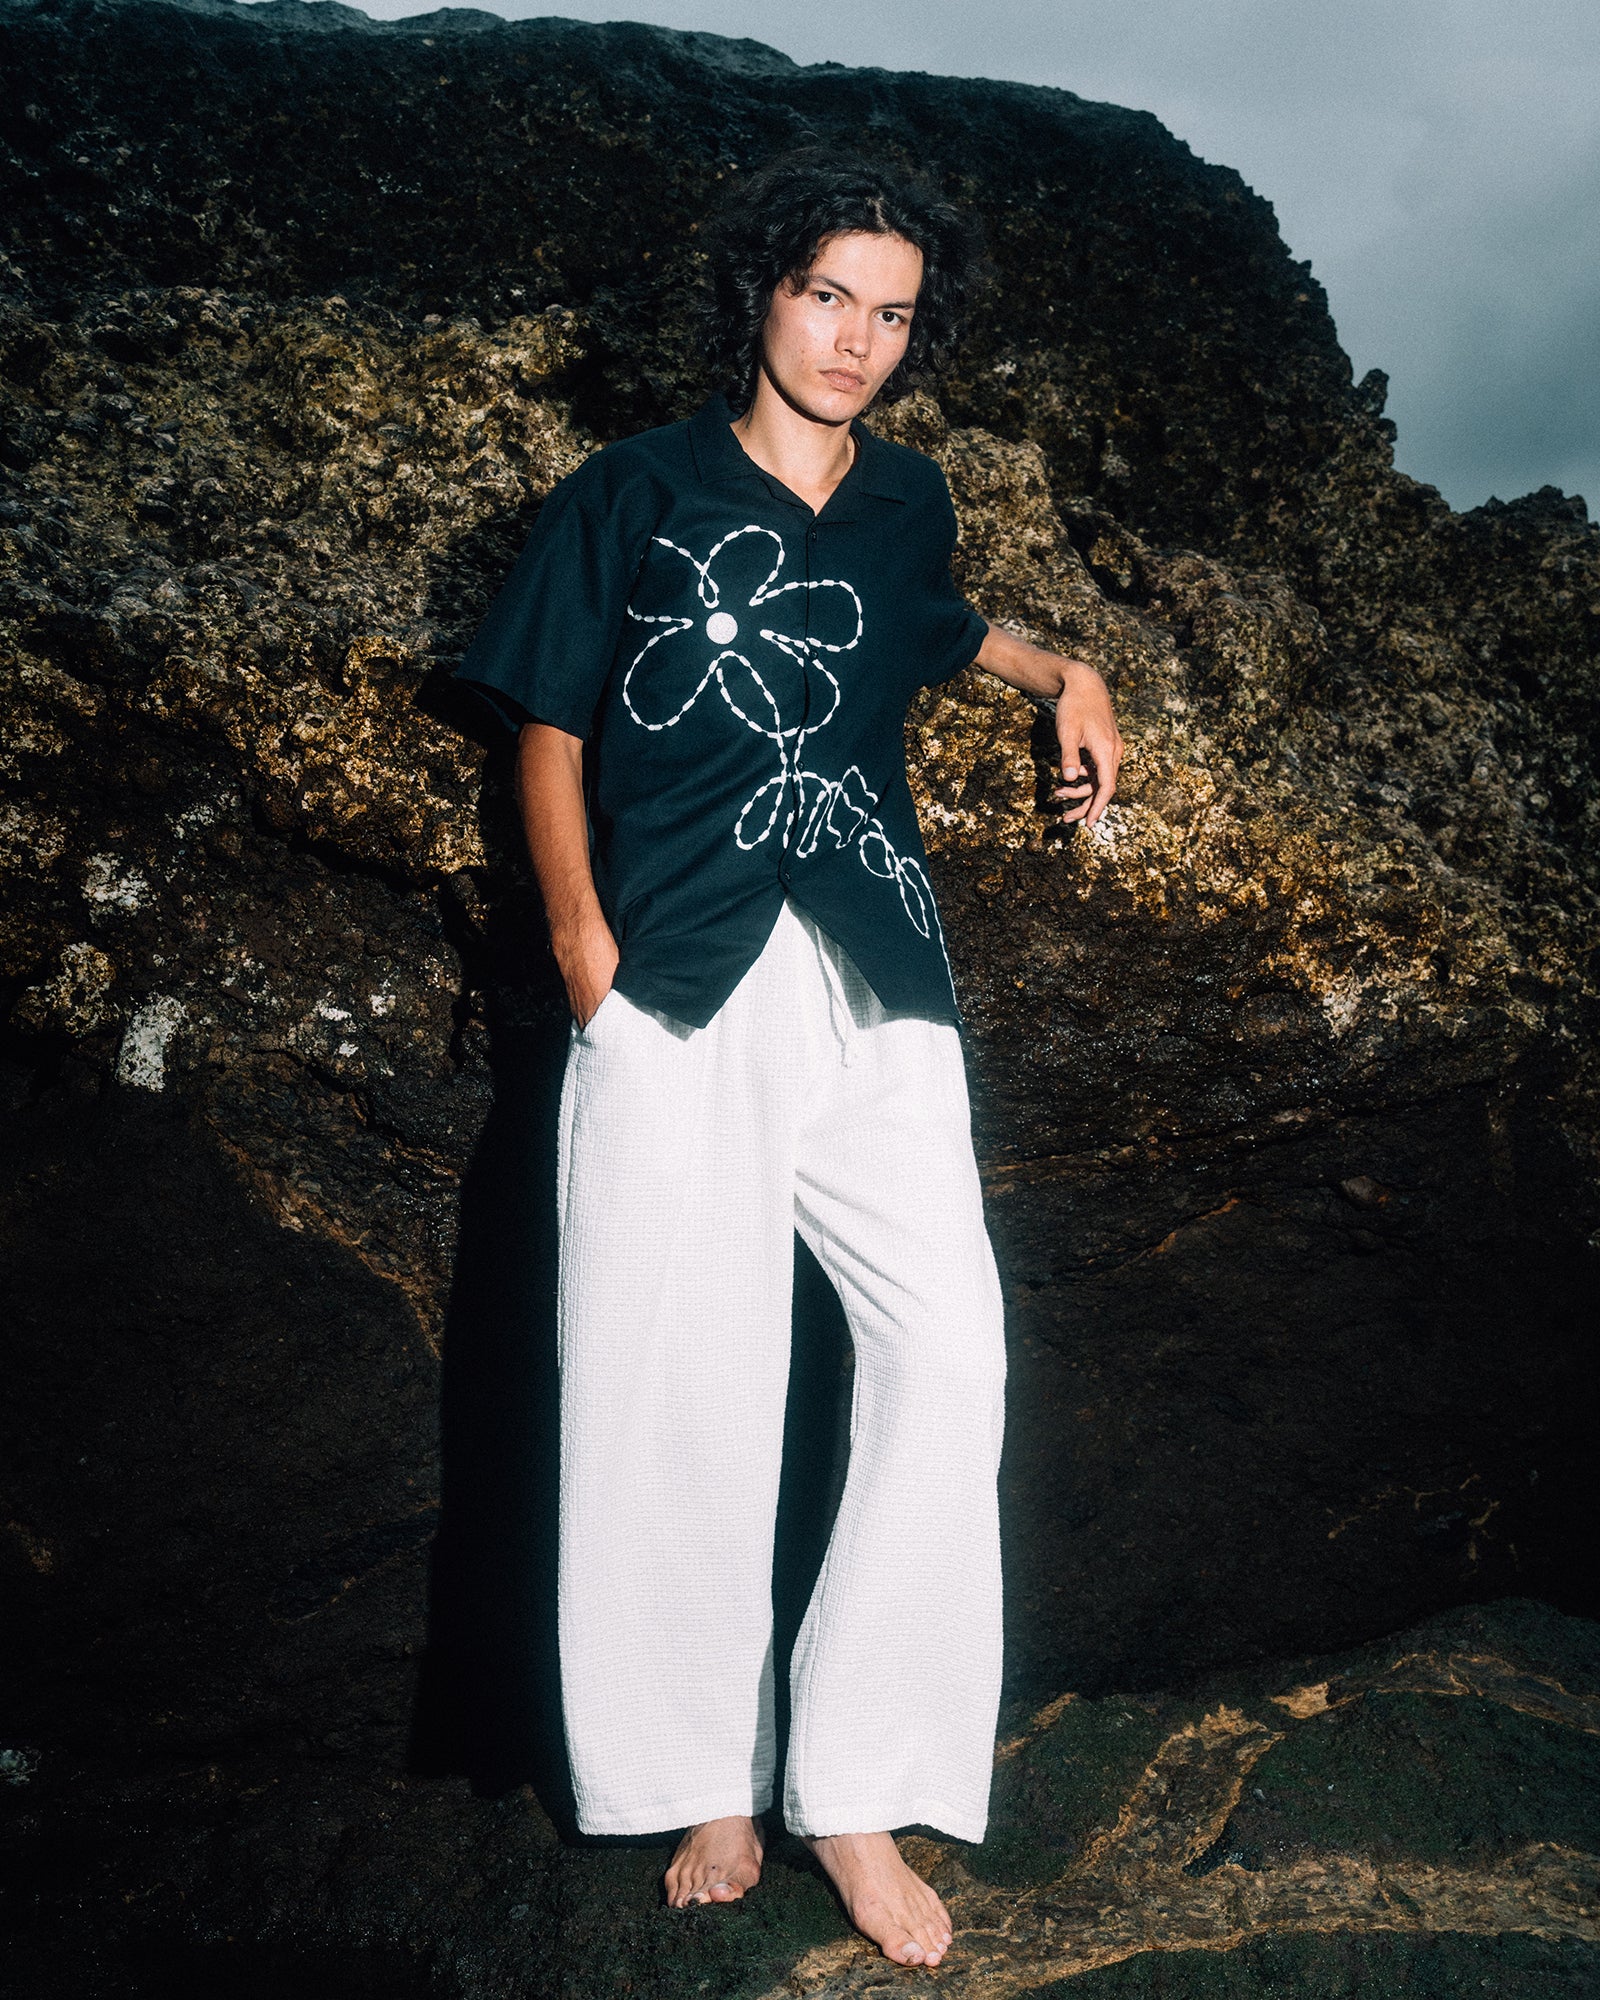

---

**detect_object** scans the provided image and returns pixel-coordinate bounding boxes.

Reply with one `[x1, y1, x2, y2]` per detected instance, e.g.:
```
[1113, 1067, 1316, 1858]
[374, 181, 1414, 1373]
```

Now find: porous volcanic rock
[1, 0, 1597, 1991]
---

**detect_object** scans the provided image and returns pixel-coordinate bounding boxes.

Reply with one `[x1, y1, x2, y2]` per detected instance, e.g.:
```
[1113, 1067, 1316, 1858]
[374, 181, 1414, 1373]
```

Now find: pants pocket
[575, 986, 622, 1044]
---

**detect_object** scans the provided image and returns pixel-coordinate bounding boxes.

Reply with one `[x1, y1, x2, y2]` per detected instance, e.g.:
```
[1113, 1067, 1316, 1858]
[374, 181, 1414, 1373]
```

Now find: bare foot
[663, 1814, 765, 1908]
[802, 1830, 954, 1967]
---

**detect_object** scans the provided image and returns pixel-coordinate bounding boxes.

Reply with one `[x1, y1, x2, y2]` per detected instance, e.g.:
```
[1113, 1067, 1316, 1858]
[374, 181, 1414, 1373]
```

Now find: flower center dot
[706, 611, 739, 646]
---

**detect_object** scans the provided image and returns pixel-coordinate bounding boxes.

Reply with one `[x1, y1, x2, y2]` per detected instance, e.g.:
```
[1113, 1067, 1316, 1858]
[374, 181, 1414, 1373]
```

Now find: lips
[821, 370, 864, 389]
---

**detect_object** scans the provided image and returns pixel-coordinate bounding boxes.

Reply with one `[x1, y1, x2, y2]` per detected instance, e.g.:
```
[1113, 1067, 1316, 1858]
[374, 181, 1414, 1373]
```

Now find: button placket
[785, 516, 819, 868]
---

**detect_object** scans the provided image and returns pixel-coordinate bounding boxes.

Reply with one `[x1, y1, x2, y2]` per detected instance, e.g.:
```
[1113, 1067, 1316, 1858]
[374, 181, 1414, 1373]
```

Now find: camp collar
[686, 389, 915, 521]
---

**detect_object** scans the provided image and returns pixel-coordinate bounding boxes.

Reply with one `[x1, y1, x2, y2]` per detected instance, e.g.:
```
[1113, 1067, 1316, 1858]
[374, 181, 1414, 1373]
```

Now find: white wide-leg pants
[554, 895, 1007, 1842]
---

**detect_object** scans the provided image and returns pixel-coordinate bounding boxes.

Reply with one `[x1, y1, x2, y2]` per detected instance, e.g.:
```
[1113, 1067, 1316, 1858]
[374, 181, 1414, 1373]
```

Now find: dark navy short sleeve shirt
[454, 390, 990, 1030]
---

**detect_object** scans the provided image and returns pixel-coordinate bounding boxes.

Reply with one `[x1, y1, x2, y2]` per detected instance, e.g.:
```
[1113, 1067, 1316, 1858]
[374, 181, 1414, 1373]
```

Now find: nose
[837, 311, 871, 359]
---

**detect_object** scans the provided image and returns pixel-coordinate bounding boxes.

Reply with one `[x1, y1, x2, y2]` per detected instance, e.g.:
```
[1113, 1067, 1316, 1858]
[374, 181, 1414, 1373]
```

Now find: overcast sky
[331, 0, 1599, 515]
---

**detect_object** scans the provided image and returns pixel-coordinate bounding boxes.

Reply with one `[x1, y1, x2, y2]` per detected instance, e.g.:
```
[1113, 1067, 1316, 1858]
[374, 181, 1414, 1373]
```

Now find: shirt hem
[920, 606, 990, 689]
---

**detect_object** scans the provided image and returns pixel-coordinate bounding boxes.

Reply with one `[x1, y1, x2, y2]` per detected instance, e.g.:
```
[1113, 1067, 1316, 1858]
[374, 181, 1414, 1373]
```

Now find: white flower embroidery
[790, 763, 943, 943]
[623, 525, 945, 945]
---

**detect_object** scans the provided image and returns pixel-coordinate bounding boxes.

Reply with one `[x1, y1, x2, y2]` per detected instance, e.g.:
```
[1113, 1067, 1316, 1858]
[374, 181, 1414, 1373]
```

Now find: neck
[730, 370, 858, 505]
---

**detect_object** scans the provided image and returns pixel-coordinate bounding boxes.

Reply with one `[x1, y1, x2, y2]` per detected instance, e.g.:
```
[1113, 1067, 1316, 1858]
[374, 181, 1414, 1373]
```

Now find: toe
[685, 1876, 739, 1906]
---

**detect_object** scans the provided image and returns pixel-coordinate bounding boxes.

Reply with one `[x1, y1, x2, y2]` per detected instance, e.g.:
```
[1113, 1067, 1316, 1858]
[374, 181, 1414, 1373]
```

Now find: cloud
[339, 0, 1600, 512]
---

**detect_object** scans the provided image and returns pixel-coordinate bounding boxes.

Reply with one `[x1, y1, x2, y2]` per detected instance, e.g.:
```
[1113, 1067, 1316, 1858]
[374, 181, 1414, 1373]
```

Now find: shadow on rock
[407, 1010, 573, 1817]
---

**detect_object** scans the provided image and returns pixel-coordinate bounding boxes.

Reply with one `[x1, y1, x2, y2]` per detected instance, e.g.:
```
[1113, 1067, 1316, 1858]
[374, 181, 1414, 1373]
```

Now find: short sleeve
[452, 452, 650, 740]
[916, 467, 989, 689]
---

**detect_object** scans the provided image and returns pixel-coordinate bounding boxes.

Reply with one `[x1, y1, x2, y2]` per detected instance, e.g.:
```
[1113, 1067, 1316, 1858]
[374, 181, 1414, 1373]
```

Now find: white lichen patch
[84, 853, 152, 911]
[1083, 807, 1122, 852]
[314, 999, 352, 1022]
[115, 995, 187, 1091]
[368, 987, 396, 1017]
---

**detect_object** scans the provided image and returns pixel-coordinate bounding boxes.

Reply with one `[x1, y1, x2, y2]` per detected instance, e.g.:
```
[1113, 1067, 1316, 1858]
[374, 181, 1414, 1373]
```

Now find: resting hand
[972, 625, 1125, 827]
[555, 914, 620, 1029]
[1050, 658, 1124, 826]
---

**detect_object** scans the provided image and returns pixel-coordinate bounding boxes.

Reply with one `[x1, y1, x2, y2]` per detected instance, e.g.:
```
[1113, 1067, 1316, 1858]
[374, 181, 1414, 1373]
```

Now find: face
[757, 228, 924, 423]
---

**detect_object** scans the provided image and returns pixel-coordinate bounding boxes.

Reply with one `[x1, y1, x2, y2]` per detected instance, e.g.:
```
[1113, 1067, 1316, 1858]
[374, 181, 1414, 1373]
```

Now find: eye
[813, 288, 838, 305]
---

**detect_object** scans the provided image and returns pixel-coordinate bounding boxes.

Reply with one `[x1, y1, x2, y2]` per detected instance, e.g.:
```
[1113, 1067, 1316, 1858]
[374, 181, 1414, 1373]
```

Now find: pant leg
[780, 921, 1008, 1845]
[553, 901, 822, 1835]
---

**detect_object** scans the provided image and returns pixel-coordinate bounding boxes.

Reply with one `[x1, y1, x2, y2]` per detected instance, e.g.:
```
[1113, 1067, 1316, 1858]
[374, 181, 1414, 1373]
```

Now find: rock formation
[2, 0, 1596, 1989]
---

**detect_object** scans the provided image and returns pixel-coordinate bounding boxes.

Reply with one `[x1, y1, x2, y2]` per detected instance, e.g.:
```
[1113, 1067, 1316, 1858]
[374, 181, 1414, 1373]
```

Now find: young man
[455, 151, 1123, 1970]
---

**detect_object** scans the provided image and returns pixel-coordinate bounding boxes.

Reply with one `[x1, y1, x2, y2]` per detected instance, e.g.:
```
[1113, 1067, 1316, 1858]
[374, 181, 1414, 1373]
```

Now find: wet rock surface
[1, 0, 1597, 1991]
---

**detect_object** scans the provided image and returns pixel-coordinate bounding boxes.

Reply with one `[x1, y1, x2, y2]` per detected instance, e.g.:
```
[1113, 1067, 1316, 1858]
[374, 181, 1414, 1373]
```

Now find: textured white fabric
[554, 894, 1007, 1841]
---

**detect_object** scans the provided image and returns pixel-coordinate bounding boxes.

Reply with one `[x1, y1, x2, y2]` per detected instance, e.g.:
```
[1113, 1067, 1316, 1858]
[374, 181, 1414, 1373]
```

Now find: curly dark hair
[696, 146, 989, 414]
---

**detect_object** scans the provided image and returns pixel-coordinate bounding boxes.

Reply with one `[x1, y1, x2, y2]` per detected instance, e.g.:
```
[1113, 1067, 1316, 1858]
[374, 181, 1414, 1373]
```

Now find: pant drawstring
[822, 945, 856, 1064]
[792, 898, 858, 1065]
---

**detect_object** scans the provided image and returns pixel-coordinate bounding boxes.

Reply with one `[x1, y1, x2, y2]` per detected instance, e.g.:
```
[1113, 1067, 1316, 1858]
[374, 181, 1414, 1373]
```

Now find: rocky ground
[1, 0, 1597, 1991]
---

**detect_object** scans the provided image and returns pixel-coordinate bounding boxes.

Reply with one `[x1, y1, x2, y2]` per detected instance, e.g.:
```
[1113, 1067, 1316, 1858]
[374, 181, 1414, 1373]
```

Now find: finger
[1052, 752, 1096, 814]
[1079, 723, 1120, 778]
[1082, 745, 1119, 823]
[1057, 727, 1088, 781]
[1056, 707, 1087, 775]
[1054, 780, 1095, 821]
